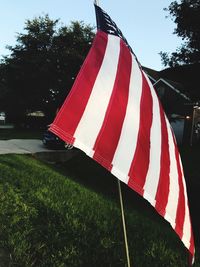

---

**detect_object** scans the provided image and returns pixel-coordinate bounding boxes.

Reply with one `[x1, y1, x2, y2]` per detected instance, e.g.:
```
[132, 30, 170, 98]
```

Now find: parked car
[42, 128, 73, 150]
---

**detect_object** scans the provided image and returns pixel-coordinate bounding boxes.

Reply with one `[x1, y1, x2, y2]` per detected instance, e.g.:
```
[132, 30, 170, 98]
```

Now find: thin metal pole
[118, 179, 131, 267]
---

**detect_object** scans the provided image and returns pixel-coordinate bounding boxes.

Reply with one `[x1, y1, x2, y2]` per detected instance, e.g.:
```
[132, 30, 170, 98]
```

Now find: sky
[0, 0, 182, 70]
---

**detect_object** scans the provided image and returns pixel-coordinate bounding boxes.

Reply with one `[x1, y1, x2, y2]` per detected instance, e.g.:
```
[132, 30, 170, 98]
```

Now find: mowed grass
[0, 154, 199, 267]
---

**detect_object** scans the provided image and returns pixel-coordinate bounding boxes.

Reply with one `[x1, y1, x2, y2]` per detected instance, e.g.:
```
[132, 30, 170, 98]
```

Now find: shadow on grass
[53, 146, 200, 248]
[52, 152, 181, 231]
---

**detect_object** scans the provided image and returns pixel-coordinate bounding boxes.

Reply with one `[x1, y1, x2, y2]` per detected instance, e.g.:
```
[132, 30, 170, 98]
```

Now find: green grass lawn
[0, 153, 199, 267]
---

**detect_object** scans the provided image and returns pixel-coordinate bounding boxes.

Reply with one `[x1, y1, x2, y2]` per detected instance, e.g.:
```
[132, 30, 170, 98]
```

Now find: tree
[160, 0, 200, 67]
[0, 15, 95, 124]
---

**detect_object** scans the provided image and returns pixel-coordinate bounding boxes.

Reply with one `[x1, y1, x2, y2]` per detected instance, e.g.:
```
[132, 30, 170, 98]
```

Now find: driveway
[0, 139, 57, 155]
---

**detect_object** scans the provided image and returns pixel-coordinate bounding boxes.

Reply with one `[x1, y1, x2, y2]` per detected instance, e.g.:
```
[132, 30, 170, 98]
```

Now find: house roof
[143, 63, 200, 101]
[153, 78, 190, 101]
[159, 63, 200, 100]
[142, 66, 160, 81]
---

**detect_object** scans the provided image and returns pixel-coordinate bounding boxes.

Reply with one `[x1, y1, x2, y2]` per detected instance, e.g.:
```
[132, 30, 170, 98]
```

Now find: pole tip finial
[94, 0, 99, 6]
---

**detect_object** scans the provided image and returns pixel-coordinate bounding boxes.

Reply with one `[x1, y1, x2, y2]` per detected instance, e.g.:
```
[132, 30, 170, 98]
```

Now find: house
[143, 66, 199, 145]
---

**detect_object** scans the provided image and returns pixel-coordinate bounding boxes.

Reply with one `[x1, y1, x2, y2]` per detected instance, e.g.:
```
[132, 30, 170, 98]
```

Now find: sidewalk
[0, 139, 51, 154]
[0, 139, 79, 163]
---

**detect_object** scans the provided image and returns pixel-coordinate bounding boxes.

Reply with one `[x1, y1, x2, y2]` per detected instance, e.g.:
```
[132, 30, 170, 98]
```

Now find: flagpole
[95, 0, 130, 264]
[118, 179, 131, 267]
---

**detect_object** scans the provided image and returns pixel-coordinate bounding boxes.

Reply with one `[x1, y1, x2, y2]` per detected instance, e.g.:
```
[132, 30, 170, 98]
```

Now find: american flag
[50, 3, 195, 263]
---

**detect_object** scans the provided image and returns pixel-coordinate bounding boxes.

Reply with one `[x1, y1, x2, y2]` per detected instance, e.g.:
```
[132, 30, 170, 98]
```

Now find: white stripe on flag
[182, 185, 191, 248]
[74, 35, 121, 155]
[111, 56, 143, 184]
[143, 72, 162, 206]
[180, 154, 192, 248]
[164, 119, 180, 228]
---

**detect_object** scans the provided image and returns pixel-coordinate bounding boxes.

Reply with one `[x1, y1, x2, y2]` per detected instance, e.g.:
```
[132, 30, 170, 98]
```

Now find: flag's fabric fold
[50, 3, 195, 264]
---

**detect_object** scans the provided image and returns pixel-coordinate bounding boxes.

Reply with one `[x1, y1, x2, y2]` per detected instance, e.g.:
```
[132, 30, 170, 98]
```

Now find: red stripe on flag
[128, 72, 153, 194]
[49, 31, 108, 143]
[189, 231, 195, 265]
[155, 104, 170, 216]
[173, 134, 185, 239]
[93, 39, 132, 170]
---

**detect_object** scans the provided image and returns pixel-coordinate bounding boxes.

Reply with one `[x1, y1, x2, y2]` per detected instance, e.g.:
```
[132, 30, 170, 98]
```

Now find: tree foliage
[160, 0, 200, 67]
[0, 15, 95, 124]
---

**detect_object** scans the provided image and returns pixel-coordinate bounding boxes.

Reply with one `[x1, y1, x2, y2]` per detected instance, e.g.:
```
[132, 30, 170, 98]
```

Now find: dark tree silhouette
[160, 0, 200, 67]
[0, 15, 95, 124]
